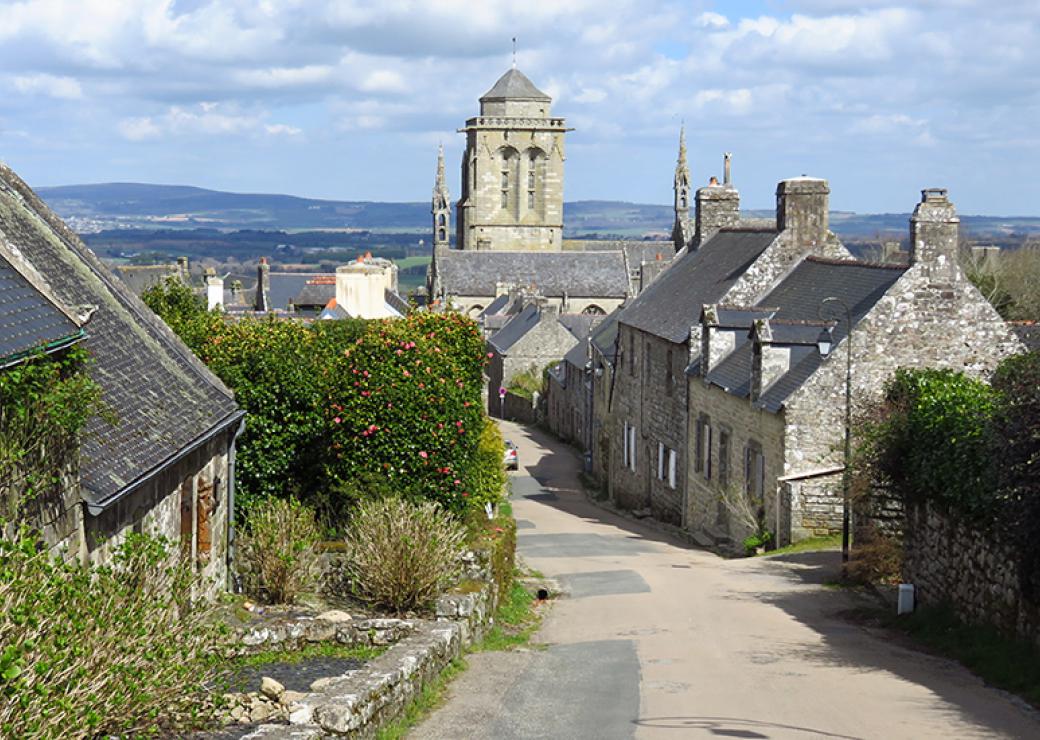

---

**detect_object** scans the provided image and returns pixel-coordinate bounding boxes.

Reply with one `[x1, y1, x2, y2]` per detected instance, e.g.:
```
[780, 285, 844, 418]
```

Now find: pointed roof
[481, 68, 551, 102]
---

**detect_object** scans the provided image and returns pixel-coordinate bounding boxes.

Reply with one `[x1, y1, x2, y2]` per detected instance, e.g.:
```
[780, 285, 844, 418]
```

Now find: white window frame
[623, 422, 637, 472]
[668, 448, 677, 489]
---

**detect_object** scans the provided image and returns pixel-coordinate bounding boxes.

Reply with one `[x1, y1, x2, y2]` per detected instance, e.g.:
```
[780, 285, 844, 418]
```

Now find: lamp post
[817, 296, 852, 563]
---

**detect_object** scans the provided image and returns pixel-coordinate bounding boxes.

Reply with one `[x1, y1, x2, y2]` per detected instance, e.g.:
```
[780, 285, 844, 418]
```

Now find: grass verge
[230, 643, 386, 669]
[758, 533, 841, 557]
[885, 605, 1040, 707]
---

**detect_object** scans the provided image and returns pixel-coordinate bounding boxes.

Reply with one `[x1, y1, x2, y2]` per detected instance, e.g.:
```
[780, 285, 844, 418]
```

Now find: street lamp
[817, 296, 852, 564]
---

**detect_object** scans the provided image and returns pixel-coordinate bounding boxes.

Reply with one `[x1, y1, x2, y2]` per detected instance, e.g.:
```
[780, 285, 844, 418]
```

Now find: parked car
[503, 440, 519, 470]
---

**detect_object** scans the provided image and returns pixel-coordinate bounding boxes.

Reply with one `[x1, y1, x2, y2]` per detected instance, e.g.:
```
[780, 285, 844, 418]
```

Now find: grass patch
[374, 656, 468, 740]
[759, 533, 841, 557]
[230, 643, 385, 669]
[886, 605, 1040, 707]
[474, 578, 543, 653]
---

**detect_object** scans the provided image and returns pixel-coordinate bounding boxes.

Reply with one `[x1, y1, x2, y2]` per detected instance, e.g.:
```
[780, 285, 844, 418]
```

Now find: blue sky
[0, 0, 1037, 214]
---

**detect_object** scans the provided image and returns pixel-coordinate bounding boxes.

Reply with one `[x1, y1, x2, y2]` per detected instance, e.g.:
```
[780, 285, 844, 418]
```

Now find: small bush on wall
[237, 497, 323, 604]
[343, 497, 466, 613]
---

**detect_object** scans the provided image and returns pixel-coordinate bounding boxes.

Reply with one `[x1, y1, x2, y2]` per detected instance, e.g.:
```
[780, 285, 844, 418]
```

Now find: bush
[237, 497, 323, 604]
[463, 420, 507, 510]
[845, 526, 902, 585]
[0, 529, 224, 738]
[465, 508, 517, 604]
[343, 497, 466, 613]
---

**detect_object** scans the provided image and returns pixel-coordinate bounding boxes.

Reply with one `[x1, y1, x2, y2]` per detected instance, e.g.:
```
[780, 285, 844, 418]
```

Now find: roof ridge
[804, 255, 908, 270]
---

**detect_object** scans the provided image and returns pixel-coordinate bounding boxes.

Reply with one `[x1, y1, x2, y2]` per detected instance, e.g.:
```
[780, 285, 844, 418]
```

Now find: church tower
[455, 67, 571, 251]
[432, 144, 451, 248]
[672, 126, 692, 252]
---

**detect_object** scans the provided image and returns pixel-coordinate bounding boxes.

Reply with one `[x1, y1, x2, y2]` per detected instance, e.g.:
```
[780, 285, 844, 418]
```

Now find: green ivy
[0, 346, 103, 519]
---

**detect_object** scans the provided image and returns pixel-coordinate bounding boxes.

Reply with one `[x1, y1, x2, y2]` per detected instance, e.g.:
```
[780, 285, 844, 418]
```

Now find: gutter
[83, 408, 247, 516]
[0, 329, 86, 370]
[778, 465, 844, 483]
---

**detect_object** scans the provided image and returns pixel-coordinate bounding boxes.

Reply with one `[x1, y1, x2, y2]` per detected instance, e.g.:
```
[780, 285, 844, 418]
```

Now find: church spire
[432, 144, 451, 248]
[672, 125, 692, 252]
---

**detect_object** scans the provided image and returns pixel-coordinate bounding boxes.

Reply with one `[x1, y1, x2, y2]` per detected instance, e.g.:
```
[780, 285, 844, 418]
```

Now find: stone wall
[546, 361, 589, 449]
[904, 500, 1040, 644]
[605, 325, 688, 523]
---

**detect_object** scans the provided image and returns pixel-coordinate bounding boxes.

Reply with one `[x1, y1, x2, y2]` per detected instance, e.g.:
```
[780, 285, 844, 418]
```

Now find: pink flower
[419, 451, 429, 459]
[403, 370, 411, 377]
[487, 352, 494, 358]
[333, 417, 341, 424]
[454, 478, 461, 485]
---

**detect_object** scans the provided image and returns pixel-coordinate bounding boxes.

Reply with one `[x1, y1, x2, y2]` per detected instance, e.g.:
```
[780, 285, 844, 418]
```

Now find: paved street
[412, 421, 1040, 740]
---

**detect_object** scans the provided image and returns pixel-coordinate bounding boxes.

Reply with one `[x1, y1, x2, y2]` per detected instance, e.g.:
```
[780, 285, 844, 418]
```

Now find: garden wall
[903, 500, 1040, 645]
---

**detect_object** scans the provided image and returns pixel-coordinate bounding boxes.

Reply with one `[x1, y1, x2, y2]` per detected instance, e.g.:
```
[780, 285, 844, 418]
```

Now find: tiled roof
[293, 282, 335, 308]
[488, 304, 540, 353]
[618, 228, 778, 343]
[0, 249, 83, 365]
[1010, 321, 1040, 352]
[385, 289, 410, 316]
[436, 250, 629, 298]
[111, 264, 181, 295]
[704, 257, 908, 412]
[481, 69, 550, 102]
[558, 313, 604, 342]
[0, 164, 242, 511]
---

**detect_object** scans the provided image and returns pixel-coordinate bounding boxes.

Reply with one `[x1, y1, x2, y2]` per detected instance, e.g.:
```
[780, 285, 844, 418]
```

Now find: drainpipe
[226, 417, 246, 592]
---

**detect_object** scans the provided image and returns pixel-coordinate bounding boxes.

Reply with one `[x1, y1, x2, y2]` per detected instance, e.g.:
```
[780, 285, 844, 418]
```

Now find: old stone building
[0, 162, 244, 592]
[597, 174, 851, 527]
[426, 66, 654, 316]
[684, 188, 1023, 549]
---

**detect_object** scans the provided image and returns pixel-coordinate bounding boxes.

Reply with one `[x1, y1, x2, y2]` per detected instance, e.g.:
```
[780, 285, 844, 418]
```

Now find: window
[694, 414, 712, 480]
[623, 422, 637, 472]
[438, 213, 446, 227]
[744, 441, 765, 502]
[657, 443, 678, 489]
[718, 428, 731, 488]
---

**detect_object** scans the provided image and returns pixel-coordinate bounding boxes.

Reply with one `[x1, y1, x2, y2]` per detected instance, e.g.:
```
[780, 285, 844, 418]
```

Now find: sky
[0, 0, 1038, 214]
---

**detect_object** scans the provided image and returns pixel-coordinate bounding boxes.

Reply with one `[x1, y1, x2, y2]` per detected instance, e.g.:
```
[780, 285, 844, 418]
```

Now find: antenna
[512, 37, 517, 68]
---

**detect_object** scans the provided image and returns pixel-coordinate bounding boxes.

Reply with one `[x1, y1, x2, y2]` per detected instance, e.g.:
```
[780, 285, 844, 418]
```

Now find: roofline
[84, 408, 247, 515]
[803, 255, 908, 270]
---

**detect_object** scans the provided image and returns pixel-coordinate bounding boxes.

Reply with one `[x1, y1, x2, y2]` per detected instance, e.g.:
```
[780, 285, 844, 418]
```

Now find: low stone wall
[853, 485, 904, 543]
[903, 500, 1040, 644]
[237, 570, 499, 738]
[500, 391, 538, 425]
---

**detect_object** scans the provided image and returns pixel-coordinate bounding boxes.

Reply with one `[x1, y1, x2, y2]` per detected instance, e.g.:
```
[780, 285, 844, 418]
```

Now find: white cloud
[117, 102, 297, 140]
[12, 73, 83, 99]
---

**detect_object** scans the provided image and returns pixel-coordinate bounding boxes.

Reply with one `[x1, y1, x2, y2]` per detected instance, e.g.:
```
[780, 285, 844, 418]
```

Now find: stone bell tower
[455, 67, 571, 251]
[672, 125, 692, 252]
[432, 144, 450, 248]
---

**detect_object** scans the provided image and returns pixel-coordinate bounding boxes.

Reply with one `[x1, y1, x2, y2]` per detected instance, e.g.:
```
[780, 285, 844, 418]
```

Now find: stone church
[426, 67, 641, 317]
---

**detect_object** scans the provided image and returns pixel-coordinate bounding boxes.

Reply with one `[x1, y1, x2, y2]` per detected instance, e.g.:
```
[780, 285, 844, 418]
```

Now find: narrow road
[412, 421, 1040, 739]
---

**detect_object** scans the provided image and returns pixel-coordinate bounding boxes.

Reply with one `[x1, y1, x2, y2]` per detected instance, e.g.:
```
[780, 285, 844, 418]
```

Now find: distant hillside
[37, 182, 1040, 239]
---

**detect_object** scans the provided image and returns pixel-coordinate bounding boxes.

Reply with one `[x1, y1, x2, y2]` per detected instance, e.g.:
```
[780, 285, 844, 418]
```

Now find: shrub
[463, 420, 507, 511]
[0, 529, 224, 738]
[845, 526, 902, 585]
[237, 497, 323, 604]
[465, 508, 516, 604]
[343, 497, 466, 613]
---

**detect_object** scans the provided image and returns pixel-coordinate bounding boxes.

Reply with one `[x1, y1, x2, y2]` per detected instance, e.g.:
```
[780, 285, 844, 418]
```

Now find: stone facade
[606, 325, 689, 523]
[455, 69, 567, 253]
[546, 351, 592, 449]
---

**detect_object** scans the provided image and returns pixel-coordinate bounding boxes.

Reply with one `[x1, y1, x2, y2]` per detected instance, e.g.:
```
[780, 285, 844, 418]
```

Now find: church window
[438, 228, 446, 241]
[438, 213, 446, 227]
[681, 194, 688, 208]
[528, 190, 535, 209]
[501, 168, 509, 209]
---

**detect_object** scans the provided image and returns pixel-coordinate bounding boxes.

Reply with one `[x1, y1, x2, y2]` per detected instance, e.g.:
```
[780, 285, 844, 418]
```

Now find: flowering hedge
[143, 280, 500, 519]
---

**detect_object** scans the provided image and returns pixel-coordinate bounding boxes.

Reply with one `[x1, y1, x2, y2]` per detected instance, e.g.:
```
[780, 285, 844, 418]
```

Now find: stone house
[0, 163, 245, 592]
[485, 301, 601, 417]
[598, 175, 857, 527]
[685, 188, 1023, 548]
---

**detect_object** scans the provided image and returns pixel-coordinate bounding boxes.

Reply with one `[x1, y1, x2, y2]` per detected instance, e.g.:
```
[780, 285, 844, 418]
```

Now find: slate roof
[112, 264, 181, 294]
[481, 69, 550, 102]
[488, 304, 540, 353]
[0, 249, 83, 366]
[703, 257, 908, 413]
[385, 289, 410, 316]
[558, 313, 603, 342]
[0, 164, 242, 511]
[591, 309, 621, 364]
[1011, 321, 1040, 352]
[293, 282, 335, 308]
[479, 294, 510, 318]
[437, 250, 629, 298]
[618, 228, 778, 343]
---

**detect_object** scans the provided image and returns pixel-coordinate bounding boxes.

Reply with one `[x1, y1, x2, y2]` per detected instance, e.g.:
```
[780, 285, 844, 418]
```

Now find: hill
[36, 182, 1040, 240]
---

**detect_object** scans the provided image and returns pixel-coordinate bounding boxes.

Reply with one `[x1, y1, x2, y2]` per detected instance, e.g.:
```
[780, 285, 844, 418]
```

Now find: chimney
[750, 318, 790, 402]
[638, 258, 668, 293]
[254, 257, 270, 312]
[909, 188, 959, 280]
[206, 269, 224, 312]
[694, 175, 740, 248]
[723, 152, 732, 185]
[177, 256, 189, 281]
[776, 177, 829, 252]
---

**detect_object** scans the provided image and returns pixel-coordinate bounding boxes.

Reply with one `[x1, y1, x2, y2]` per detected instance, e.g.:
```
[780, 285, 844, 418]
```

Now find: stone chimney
[694, 174, 739, 249]
[254, 257, 270, 312]
[336, 256, 397, 319]
[776, 177, 829, 252]
[205, 268, 224, 312]
[638, 254, 668, 293]
[177, 256, 190, 281]
[750, 318, 790, 402]
[910, 188, 959, 281]
[699, 304, 736, 377]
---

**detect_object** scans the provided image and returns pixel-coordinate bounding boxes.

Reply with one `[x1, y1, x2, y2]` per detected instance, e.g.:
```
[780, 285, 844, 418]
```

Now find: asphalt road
[411, 421, 1040, 740]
